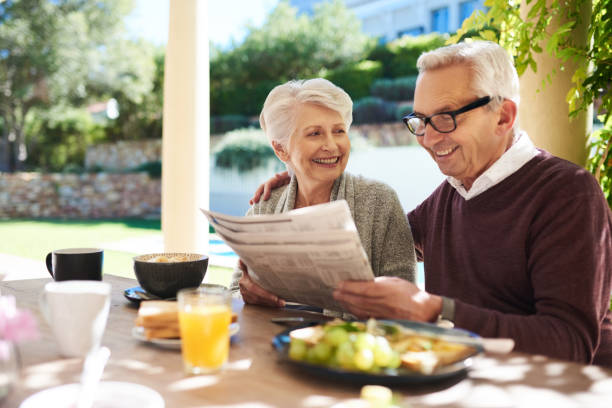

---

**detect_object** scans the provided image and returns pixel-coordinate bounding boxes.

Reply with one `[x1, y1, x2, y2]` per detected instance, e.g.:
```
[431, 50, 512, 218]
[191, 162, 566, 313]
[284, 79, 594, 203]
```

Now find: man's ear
[496, 99, 517, 136]
[271, 141, 289, 162]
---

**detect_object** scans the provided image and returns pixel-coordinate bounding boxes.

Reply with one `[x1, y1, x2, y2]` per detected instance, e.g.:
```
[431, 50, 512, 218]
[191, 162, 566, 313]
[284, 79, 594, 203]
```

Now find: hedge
[371, 75, 418, 101]
[324, 60, 383, 101]
[352, 97, 397, 125]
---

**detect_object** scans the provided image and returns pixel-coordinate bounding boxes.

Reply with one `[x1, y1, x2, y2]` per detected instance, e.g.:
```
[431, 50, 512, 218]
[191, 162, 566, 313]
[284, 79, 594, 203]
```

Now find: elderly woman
[231, 78, 416, 307]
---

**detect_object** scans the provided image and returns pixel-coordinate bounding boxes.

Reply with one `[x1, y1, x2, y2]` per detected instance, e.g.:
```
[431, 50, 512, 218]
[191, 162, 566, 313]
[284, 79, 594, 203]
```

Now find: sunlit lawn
[0, 219, 233, 287]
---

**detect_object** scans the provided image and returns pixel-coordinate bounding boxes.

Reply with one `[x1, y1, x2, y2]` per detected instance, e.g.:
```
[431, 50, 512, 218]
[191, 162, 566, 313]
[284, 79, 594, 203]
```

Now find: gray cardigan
[230, 172, 417, 292]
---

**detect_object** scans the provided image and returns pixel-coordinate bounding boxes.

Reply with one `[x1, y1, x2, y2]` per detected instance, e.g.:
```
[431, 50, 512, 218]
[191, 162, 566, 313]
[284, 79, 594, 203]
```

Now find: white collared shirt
[447, 132, 539, 200]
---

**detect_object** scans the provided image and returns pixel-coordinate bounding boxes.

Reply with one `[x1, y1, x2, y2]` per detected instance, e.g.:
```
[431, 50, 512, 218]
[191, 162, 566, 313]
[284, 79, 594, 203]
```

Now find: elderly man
[253, 41, 612, 365]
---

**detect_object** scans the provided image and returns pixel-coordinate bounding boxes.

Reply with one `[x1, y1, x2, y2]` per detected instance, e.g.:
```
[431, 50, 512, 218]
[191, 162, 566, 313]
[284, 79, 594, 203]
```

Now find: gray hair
[259, 78, 353, 149]
[417, 41, 520, 134]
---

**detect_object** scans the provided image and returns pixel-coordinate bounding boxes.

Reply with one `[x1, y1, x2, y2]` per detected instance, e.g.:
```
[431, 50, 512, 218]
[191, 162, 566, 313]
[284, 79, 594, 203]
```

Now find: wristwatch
[436, 296, 456, 328]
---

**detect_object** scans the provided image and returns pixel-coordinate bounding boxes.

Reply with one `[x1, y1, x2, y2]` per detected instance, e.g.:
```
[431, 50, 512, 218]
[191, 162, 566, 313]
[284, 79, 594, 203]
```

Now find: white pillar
[519, 0, 592, 166]
[162, 0, 209, 254]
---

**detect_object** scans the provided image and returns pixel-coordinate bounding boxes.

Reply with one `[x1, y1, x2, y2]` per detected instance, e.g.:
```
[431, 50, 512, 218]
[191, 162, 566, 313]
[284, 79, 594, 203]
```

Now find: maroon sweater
[408, 150, 612, 366]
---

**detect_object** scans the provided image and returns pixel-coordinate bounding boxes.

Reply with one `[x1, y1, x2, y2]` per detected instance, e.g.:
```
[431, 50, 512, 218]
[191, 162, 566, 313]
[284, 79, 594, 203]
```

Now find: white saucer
[19, 381, 164, 408]
[132, 323, 240, 349]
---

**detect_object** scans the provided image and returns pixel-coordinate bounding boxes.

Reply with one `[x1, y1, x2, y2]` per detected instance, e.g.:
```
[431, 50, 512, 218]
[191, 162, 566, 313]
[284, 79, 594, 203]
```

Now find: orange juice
[179, 304, 231, 373]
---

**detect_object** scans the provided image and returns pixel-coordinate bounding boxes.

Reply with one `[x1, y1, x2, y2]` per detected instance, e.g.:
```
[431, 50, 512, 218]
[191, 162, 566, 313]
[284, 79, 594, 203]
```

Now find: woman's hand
[250, 171, 291, 205]
[238, 260, 285, 307]
[333, 276, 441, 321]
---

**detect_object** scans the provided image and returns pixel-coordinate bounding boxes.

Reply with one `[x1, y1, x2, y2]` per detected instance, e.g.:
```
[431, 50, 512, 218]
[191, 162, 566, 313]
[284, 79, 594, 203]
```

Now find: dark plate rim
[271, 319, 482, 385]
[123, 286, 176, 304]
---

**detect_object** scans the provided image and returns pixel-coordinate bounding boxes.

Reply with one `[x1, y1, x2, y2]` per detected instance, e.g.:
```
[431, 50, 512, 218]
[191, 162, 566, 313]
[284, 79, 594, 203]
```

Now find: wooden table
[2, 275, 612, 407]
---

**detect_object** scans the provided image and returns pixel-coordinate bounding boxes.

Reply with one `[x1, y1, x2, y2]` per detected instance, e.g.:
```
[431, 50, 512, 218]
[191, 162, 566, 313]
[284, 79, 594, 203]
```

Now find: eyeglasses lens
[431, 114, 455, 132]
[407, 117, 425, 135]
[407, 114, 456, 136]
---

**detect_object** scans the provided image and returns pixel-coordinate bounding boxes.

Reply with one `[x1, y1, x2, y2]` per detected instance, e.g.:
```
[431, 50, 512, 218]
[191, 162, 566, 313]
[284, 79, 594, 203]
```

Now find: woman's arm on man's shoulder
[249, 171, 290, 204]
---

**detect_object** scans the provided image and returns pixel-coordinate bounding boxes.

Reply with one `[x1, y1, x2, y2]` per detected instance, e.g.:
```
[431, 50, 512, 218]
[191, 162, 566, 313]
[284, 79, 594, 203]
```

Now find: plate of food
[132, 300, 239, 349]
[272, 319, 482, 385]
[132, 323, 239, 349]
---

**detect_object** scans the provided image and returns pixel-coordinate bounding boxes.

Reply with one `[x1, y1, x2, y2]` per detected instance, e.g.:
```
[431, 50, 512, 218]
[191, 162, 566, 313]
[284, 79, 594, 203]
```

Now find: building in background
[291, 0, 485, 42]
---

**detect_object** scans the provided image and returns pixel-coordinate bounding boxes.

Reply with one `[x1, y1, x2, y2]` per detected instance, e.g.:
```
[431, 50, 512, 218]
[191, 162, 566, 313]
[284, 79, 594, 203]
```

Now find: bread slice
[135, 300, 238, 339]
[143, 326, 180, 340]
[135, 300, 179, 327]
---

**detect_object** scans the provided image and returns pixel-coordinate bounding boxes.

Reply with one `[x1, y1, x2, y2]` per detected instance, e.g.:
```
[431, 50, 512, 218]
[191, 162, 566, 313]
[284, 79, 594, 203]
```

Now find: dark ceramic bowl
[133, 253, 208, 299]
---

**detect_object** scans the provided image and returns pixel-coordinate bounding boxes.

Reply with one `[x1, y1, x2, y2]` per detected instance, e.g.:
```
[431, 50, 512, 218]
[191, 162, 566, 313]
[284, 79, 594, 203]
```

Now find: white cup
[40, 281, 111, 358]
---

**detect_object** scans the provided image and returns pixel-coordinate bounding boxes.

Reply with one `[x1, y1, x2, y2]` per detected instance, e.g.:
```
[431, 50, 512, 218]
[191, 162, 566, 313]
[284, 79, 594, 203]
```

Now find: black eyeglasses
[402, 96, 492, 136]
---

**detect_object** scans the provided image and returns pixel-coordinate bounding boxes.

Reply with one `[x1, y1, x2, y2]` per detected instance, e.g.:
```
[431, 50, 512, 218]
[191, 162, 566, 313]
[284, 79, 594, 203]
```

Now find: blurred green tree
[24, 105, 106, 172]
[0, 0, 155, 171]
[101, 46, 163, 142]
[210, 0, 373, 116]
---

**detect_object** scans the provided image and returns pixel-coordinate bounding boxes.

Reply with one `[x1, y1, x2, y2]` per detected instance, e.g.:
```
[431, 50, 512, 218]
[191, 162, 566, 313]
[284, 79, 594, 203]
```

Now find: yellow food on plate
[360, 385, 394, 407]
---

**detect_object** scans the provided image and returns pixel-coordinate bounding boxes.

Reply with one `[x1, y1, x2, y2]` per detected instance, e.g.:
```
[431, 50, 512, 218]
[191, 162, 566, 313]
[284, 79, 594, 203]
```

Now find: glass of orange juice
[177, 285, 232, 374]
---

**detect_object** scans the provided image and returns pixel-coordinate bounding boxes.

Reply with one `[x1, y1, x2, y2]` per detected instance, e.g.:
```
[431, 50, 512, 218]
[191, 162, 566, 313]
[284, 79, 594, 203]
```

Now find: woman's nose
[321, 132, 337, 151]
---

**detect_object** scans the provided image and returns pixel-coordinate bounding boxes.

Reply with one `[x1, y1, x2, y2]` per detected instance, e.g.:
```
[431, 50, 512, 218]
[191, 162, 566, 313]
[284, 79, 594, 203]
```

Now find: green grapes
[289, 339, 307, 361]
[306, 346, 319, 364]
[287, 321, 404, 374]
[335, 341, 356, 369]
[323, 326, 349, 347]
[354, 348, 375, 371]
[312, 342, 332, 362]
[354, 332, 376, 351]
[388, 351, 401, 369]
[373, 336, 393, 366]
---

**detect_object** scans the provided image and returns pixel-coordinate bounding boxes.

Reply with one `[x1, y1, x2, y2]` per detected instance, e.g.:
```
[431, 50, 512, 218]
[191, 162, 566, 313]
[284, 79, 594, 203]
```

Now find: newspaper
[201, 200, 374, 311]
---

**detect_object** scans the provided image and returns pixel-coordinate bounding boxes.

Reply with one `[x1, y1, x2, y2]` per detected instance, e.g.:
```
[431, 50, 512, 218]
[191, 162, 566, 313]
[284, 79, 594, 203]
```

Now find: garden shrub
[213, 128, 277, 172]
[352, 97, 397, 125]
[371, 75, 418, 101]
[367, 43, 396, 78]
[367, 33, 447, 78]
[132, 161, 162, 179]
[62, 163, 86, 174]
[395, 103, 414, 121]
[24, 106, 106, 172]
[388, 34, 447, 78]
[210, 115, 252, 135]
[324, 60, 383, 101]
[211, 80, 280, 116]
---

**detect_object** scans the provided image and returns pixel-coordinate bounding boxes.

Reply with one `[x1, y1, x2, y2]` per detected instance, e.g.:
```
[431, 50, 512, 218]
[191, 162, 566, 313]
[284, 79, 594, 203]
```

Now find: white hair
[417, 41, 521, 134]
[259, 78, 353, 149]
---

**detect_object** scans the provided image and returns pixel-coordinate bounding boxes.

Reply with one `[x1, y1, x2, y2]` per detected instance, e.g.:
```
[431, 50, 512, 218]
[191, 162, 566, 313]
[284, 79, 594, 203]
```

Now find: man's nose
[421, 124, 444, 148]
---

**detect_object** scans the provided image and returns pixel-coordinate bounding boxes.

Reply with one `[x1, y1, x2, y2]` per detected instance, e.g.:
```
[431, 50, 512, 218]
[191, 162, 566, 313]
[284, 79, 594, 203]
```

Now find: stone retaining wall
[352, 122, 416, 146]
[0, 172, 161, 219]
[85, 140, 162, 170]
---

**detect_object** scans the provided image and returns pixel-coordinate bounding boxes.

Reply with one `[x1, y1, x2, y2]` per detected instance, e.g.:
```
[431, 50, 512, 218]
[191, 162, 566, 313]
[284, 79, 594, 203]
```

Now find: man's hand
[333, 276, 442, 321]
[238, 260, 285, 308]
[250, 171, 291, 205]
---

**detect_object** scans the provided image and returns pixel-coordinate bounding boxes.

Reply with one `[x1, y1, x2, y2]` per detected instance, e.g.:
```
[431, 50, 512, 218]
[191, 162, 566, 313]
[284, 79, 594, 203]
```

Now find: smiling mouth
[312, 156, 340, 165]
[434, 146, 459, 157]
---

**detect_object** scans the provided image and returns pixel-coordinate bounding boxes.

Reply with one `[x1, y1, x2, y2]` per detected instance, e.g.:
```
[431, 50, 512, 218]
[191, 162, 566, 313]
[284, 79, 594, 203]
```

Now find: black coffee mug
[45, 248, 104, 281]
